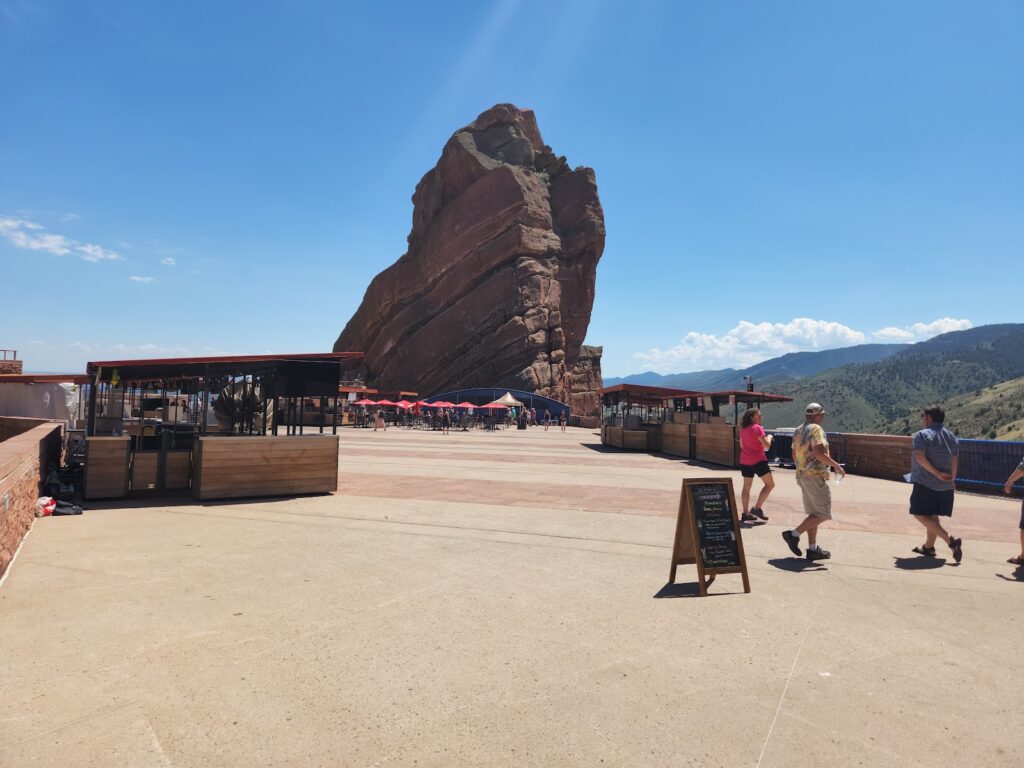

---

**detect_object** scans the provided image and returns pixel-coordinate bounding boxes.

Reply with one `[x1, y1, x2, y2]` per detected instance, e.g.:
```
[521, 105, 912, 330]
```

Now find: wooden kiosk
[82, 352, 362, 501]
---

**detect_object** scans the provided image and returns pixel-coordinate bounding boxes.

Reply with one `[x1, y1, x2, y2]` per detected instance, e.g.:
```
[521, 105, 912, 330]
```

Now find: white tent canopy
[494, 391, 524, 407]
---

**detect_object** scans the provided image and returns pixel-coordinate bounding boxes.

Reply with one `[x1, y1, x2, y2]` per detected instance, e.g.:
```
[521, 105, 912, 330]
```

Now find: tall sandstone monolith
[334, 104, 605, 416]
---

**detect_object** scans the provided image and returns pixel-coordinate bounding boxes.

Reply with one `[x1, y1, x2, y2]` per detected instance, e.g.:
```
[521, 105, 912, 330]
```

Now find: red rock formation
[334, 104, 605, 415]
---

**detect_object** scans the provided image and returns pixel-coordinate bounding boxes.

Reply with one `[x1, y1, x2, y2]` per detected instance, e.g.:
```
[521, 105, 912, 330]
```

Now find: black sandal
[912, 545, 937, 557]
[949, 537, 963, 564]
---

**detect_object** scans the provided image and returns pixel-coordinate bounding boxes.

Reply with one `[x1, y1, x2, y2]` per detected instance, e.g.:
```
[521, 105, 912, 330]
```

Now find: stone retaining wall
[0, 421, 63, 578]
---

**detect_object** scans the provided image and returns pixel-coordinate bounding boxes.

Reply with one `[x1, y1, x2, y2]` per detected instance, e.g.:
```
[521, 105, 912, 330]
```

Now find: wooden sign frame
[669, 477, 750, 596]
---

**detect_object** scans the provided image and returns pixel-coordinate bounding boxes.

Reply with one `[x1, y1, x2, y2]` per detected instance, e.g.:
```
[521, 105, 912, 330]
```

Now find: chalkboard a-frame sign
[669, 478, 750, 596]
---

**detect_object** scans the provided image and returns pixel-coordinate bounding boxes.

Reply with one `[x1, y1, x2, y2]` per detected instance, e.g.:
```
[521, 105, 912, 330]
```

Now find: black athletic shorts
[740, 461, 772, 478]
[1019, 500, 1024, 531]
[909, 483, 954, 517]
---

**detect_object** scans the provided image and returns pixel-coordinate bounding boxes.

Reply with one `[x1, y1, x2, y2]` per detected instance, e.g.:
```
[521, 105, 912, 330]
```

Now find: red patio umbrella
[376, 399, 397, 406]
[395, 400, 413, 409]
[353, 398, 377, 406]
[455, 401, 476, 409]
[417, 400, 438, 408]
[432, 400, 456, 408]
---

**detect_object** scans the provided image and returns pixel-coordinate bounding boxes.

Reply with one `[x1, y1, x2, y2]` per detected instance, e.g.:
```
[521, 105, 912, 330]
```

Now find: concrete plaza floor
[1, 426, 1022, 767]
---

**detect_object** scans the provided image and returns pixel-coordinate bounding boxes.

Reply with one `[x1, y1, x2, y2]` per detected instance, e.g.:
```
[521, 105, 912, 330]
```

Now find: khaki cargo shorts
[796, 474, 832, 519]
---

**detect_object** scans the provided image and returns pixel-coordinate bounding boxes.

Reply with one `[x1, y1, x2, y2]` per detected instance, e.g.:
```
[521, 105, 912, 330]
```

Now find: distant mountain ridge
[603, 343, 909, 391]
[761, 324, 1024, 434]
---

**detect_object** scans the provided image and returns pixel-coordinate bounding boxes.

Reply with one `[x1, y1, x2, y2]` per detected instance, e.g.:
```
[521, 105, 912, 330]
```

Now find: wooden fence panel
[695, 424, 736, 467]
[193, 435, 339, 500]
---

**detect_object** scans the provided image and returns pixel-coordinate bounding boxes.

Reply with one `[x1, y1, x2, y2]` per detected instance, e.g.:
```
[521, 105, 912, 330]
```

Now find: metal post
[86, 376, 98, 436]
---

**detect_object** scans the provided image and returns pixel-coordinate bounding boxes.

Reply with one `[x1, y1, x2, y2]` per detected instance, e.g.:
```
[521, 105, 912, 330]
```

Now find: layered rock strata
[334, 104, 605, 416]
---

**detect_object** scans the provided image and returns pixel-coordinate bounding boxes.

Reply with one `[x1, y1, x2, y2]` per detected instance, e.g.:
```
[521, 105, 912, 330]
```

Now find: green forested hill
[882, 377, 1024, 440]
[760, 324, 1024, 434]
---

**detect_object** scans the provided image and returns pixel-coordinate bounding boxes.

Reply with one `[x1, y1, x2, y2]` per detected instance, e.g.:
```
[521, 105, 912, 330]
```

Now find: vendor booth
[82, 352, 362, 500]
[600, 384, 793, 466]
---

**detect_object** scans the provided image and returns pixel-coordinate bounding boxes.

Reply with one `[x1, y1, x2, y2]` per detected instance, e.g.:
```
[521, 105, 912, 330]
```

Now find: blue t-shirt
[910, 423, 958, 491]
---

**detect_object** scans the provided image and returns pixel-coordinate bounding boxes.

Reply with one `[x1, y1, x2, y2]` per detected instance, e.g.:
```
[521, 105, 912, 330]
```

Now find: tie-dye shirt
[793, 421, 829, 478]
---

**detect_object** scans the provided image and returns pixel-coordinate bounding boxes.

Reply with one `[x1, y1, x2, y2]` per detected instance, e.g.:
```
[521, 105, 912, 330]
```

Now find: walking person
[543, 409, 551, 431]
[559, 411, 567, 432]
[373, 409, 385, 432]
[782, 403, 844, 561]
[441, 408, 451, 435]
[908, 405, 962, 562]
[1002, 458, 1024, 566]
[738, 407, 774, 523]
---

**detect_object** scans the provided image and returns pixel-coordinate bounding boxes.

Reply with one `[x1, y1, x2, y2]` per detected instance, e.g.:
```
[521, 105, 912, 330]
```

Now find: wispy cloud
[0, 216, 73, 254]
[77, 243, 123, 262]
[0, 215, 123, 262]
[161, 256, 176, 266]
[129, 275, 155, 283]
[635, 317, 973, 373]
[60, 212, 83, 222]
[872, 318, 972, 342]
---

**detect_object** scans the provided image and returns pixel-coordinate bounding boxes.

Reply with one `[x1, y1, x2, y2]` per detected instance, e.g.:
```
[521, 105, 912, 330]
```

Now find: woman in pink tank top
[739, 408, 775, 523]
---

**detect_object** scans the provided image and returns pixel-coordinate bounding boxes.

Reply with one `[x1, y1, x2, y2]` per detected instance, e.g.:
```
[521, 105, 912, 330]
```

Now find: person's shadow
[996, 564, 1024, 582]
[893, 556, 947, 570]
[767, 558, 827, 573]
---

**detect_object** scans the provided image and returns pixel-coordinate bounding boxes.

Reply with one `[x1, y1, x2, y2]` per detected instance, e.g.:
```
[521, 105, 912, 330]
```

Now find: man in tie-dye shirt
[782, 403, 845, 561]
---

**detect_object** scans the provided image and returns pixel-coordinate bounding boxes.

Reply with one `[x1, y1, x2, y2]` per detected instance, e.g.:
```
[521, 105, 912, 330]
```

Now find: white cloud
[161, 256, 176, 266]
[61, 212, 83, 222]
[635, 318, 866, 373]
[129, 275, 155, 283]
[872, 318, 972, 342]
[0, 216, 73, 254]
[635, 316, 977, 373]
[77, 243, 123, 262]
[0, 215, 123, 263]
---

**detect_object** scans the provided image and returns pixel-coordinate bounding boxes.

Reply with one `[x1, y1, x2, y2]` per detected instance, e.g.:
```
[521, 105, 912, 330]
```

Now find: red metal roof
[599, 383, 705, 398]
[707, 390, 794, 403]
[0, 373, 92, 384]
[86, 351, 362, 374]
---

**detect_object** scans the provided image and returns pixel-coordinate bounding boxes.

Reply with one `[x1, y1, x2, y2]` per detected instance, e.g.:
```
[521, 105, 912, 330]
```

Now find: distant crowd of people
[737, 402, 1024, 567]
[370, 406, 567, 434]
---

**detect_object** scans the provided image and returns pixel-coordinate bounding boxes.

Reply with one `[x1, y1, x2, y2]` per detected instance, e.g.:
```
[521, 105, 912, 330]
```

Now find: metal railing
[768, 430, 1023, 490]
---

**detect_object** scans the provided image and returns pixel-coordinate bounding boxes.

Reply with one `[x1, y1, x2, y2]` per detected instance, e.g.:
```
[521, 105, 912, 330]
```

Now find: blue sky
[1, 0, 1021, 377]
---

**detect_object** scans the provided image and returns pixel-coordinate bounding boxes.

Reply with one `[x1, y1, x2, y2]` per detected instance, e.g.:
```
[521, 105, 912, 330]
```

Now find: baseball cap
[805, 402, 826, 415]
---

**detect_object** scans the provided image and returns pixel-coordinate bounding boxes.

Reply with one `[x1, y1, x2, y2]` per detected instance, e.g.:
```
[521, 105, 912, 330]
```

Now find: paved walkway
[1, 427, 1021, 767]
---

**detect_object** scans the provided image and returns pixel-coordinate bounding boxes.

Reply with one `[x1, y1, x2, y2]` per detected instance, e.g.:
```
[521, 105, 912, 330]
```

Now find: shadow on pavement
[767, 557, 827, 573]
[893, 556, 948, 570]
[653, 582, 704, 598]
[996, 565, 1024, 582]
[580, 443, 628, 454]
